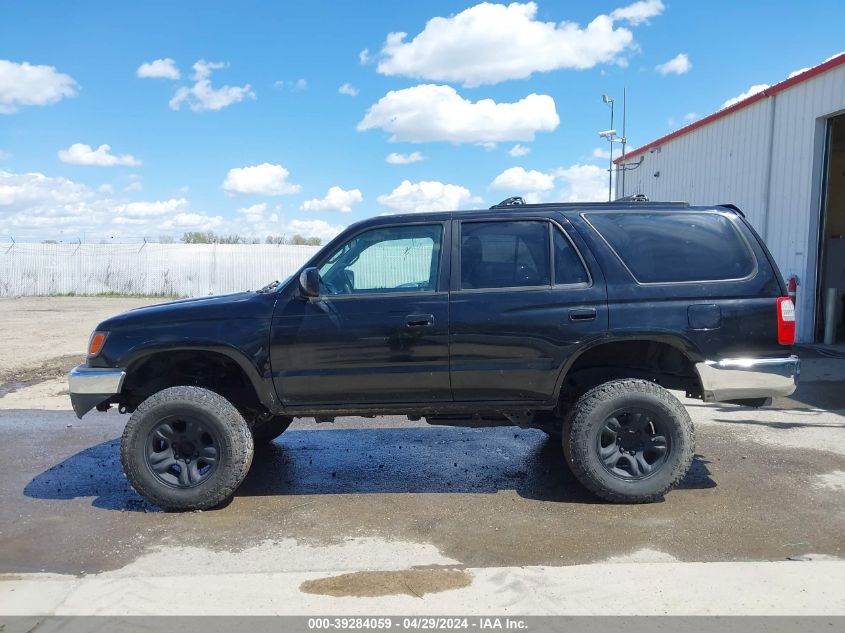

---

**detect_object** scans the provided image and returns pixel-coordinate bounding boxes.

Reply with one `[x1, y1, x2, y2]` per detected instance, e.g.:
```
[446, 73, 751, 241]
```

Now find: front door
[270, 221, 452, 406]
[449, 216, 608, 402]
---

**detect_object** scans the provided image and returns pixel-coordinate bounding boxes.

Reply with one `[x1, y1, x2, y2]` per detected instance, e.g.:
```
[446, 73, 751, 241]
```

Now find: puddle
[817, 470, 845, 491]
[300, 568, 472, 598]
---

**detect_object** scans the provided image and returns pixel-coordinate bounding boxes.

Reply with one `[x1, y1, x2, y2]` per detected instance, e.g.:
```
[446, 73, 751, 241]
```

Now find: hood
[97, 291, 276, 329]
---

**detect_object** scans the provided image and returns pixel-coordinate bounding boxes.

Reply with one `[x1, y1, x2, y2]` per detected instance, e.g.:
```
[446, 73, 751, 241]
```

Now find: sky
[1, 0, 844, 243]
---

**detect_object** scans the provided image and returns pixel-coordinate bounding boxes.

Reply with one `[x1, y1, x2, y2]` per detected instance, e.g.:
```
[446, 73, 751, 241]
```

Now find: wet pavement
[2, 404, 844, 575]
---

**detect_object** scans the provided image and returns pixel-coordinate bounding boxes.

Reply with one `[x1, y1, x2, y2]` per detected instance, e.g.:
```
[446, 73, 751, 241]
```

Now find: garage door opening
[818, 113, 845, 343]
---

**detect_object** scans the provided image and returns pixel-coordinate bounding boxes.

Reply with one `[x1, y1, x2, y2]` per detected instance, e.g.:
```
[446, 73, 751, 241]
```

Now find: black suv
[68, 200, 800, 510]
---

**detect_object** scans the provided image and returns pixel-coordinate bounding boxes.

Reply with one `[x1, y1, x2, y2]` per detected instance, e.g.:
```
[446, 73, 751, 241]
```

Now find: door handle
[569, 308, 597, 322]
[405, 314, 434, 328]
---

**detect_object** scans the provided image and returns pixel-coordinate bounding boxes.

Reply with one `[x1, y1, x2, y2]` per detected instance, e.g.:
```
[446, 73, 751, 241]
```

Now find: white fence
[0, 242, 321, 297]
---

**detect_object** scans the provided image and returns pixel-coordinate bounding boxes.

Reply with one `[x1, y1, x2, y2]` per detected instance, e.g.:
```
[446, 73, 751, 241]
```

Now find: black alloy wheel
[145, 415, 221, 488]
[596, 408, 670, 480]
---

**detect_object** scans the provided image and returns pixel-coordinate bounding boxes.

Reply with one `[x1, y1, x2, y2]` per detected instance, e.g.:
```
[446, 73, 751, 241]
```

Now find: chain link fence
[0, 242, 321, 297]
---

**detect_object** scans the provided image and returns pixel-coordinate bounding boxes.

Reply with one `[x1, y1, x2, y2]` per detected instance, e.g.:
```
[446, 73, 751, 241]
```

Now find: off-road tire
[121, 386, 254, 511]
[564, 379, 694, 503]
[251, 415, 293, 444]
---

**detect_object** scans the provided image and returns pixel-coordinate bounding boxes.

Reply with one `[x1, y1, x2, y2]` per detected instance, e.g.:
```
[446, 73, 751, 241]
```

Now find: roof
[615, 52, 845, 164]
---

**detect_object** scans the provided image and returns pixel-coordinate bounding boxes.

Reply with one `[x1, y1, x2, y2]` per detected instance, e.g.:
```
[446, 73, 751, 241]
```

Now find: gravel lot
[0, 296, 844, 615]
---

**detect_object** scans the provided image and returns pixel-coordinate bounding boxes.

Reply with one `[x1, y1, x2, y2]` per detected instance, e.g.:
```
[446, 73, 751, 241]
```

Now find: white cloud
[721, 83, 769, 109]
[359, 49, 371, 64]
[0, 168, 224, 239]
[98, 184, 114, 194]
[377, 180, 479, 212]
[0, 60, 77, 114]
[683, 112, 698, 122]
[554, 164, 608, 202]
[58, 143, 141, 167]
[592, 147, 611, 160]
[123, 181, 143, 192]
[490, 167, 555, 193]
[236, 202, 268, 220]
[113, 198, 189, 217]
[609, 0, 664, 25]
[386, 151, 424, 164]
[375, 1, 664, 87]
[300, 186, 363, 212]
[169, 60, 255, 112]
[284, 219, 345, 241]
[222, 163, 301, 196]
[788, 67, 810, 79]
[295, 78, 307, 90]
[508, 144, 531, 157]
[484, 163, 609, 203]
[338, 83, 359, 96]
[656, 53, 691, 75]
[136, 58, 180, 80]
[358, 84, 559, 144]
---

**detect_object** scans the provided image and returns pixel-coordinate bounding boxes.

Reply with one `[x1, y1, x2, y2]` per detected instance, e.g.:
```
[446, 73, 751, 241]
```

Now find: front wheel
[120, 386, 254, 511]
[564, 379, 694, 503]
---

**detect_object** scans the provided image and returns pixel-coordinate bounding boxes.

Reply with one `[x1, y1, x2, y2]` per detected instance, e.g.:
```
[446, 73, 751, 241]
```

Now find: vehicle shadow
[23, 426, 715, 512]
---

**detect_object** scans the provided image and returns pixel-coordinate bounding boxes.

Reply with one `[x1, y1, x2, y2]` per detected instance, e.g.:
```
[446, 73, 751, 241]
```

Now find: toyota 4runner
[69, 199, 800, 510]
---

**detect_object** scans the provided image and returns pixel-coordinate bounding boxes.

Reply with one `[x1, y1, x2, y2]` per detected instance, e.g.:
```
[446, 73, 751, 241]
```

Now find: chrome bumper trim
[695, 355, 800, 403]
[68, 365, 126, 395]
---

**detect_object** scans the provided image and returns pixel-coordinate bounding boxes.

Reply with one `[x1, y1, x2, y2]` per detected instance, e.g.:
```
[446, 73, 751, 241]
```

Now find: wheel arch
[554, 334, 705, 402]
[119, 346, 278, 415]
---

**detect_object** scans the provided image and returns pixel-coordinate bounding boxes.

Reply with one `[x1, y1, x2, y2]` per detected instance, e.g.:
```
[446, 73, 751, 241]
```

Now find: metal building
[615, 53, 845, 344]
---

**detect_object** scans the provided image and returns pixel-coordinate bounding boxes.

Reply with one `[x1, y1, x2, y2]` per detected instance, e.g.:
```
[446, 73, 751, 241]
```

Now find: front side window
[318, 224, 442, 295]
[460, 221, 550, 289]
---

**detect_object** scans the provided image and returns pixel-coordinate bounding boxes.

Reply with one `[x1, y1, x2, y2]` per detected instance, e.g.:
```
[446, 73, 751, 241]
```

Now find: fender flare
[552, 332, 705, 400]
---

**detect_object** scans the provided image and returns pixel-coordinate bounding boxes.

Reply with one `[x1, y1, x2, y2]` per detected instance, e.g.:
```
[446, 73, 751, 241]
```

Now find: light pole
[602, 94, 614, 201]
[599, 91, 630, 200]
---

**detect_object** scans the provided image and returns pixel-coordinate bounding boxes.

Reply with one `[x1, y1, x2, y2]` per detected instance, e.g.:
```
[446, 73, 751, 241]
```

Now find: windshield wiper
[257, 280, 280, 293]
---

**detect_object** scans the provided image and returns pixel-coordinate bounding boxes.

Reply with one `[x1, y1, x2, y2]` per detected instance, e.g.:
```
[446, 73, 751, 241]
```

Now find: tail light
[777, 297, 795, 345]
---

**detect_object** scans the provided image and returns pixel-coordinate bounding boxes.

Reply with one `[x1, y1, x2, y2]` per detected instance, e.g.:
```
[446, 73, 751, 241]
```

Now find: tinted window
[461, 221, 550, 289]
[553, 227, 589, 285]
[586, 212, 755, 283]
[318, 224, 442, 294]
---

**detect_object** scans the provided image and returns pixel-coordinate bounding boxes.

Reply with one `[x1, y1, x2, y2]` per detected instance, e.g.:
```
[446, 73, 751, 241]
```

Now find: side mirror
[298, 267, 321, 298]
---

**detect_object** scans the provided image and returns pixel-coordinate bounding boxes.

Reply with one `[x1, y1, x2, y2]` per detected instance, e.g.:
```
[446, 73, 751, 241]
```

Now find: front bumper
[68, 364, 126, 418]
[695, 355, 800, 403]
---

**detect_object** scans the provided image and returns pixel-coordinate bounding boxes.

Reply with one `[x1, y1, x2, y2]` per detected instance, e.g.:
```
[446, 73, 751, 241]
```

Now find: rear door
[448, 214, 608, 402]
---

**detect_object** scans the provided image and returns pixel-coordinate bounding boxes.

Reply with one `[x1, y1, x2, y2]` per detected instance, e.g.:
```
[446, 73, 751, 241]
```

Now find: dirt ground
[0, 296, 844, 615]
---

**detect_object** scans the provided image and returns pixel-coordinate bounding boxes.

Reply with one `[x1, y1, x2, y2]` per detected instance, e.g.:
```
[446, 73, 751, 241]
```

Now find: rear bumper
[68, 365, 125, 418]
[695, 355, 800, 403]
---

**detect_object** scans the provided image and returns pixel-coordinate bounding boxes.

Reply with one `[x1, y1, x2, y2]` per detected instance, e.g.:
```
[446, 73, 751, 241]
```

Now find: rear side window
[553, 227, 590, 285]
[586, 212, 756, 283]
[461, 221, 550, 289]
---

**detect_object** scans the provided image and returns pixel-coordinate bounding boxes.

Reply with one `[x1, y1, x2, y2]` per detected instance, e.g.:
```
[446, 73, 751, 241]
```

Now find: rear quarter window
[585, 212, 756, 283]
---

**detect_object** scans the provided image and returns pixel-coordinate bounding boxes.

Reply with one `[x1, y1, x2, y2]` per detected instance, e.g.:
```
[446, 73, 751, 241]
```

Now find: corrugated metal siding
[618, 64, 845, 341]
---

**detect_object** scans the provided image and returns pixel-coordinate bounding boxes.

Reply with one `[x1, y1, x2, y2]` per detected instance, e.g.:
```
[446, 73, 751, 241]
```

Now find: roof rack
[614, 193, 649, 203]
[489, 193, 688, 210]
[490, 196, 526, 209]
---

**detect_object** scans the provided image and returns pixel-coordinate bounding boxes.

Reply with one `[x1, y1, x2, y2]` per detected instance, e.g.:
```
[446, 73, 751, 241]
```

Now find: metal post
[608, 99, 614, 202]
[621, 88, 627, 199]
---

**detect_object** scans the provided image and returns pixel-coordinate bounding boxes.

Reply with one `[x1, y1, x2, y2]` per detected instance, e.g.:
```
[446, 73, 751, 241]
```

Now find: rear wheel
[251, 415, 293, 444]
[564, 379, 694, 503]
[121, 386, 254, 511]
